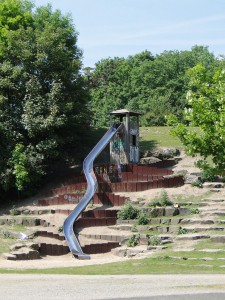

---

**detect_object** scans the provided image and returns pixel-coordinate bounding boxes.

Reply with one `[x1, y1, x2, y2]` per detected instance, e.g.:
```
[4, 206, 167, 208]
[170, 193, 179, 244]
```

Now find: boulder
[150, 148, 180, 159]
[140, 157, 162, 165]
[202, 182, 224, 189]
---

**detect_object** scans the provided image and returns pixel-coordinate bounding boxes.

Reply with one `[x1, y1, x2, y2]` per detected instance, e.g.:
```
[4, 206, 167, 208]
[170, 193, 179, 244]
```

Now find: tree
[167, 64, 225, 176]
[90, 47, 217, 127]
[0, 0, 90, 195]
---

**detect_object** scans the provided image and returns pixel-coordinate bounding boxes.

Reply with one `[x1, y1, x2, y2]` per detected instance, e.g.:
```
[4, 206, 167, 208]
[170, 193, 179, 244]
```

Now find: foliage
[150, 190, 173, 207]
[131, 224, 138, 232]
[137, 211, 149, 225]
[177, 227, 188, 235]
[90, 46, 217, 127]
[167, 64, 225, 176]
[9, 205, 20, 216]
[0, 0, 90, 196]
[191, 181, 203, 188]
[8, 144, 30, 191]
[127, 234, 139, 247]
[190, 208, 200, 214]
[58, 225, 63, 233]
[117, 202, 139, 220]
[148, 236, 161, 246]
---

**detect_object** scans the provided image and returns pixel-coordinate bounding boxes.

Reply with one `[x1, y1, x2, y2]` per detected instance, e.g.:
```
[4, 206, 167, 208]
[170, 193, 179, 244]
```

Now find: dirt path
[1, 274, 225, 300]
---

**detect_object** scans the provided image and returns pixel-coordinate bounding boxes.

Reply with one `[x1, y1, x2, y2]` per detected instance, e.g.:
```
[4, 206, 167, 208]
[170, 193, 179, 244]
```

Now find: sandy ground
[0, 151, 223, 270]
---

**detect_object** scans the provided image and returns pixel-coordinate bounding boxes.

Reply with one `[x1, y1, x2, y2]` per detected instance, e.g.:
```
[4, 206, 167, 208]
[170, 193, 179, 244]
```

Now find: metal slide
[63, 123, 123, 259]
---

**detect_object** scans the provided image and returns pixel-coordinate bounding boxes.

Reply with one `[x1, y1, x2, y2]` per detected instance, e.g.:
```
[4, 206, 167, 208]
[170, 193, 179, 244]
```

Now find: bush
[150, 190, 173, 207]
[127, 234, 139, 247]
[9, 205, 20, 216]
[117, 202, 139, 220]
[177, 227, 188, 235]
[137, 212, 149, 225]
[148, 236, 161, 246]
[190, 208, 200, 214]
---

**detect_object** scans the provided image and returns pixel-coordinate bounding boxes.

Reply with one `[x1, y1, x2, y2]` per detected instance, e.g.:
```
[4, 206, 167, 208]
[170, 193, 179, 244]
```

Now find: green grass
[140, 126, 183, 151]
[1, 255, 225, 274]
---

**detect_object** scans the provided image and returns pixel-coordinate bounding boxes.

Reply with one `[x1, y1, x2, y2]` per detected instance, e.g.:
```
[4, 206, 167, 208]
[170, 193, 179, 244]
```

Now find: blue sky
[34, 0, 225, 67]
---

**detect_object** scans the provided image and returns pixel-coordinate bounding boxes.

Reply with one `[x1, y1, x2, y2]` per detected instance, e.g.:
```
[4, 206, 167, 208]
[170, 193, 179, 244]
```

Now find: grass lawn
[140, 126, 183, 152]
[1, 254, 225, 274]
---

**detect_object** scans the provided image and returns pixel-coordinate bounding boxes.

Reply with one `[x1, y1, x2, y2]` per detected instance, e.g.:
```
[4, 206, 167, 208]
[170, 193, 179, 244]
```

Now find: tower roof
[110, 109, 142, 116]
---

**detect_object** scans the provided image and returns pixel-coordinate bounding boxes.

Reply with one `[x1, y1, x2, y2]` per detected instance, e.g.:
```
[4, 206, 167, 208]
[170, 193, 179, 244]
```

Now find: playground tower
[110, 109, 141, 164]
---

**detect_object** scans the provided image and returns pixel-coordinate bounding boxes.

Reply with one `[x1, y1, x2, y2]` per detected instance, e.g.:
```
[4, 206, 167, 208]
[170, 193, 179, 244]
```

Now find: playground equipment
[63, 123, 124, 259]
[110, 109, 141, 164]
[63, 109, 141, 258]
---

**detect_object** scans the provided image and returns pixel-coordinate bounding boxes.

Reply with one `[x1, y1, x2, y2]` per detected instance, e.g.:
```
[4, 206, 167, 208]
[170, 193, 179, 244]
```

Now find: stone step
[180, 219, 215, 225]
[175, 234, 210, 241]
[204, 198, 225, 202]
[82, 242, 120, 254]
[36, 230, 65, 241]
[10, 248, 41, 260]
[184, 226, 224, 233]
[80, 233, 127, 243]
[210, 235, 225, 243]
[39, 243, 69, 256]
[74, 217, 117, 228]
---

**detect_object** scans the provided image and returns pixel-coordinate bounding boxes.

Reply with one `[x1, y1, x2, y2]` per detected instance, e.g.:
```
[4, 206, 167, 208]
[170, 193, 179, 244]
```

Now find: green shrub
[9, 205, 20, 216]
[127, 234, 139, 247]
[58, 225, 63, 233]
[117, 202, 139, 220]
[191, 181, 203, 188]
[150, 190, 173, 207]
[177, 227, 188, 235]
[137, 212, 149, 225]
[131, 224, 138, 232]
[190, 208, 200, 214]
[148, 235, 161, 246]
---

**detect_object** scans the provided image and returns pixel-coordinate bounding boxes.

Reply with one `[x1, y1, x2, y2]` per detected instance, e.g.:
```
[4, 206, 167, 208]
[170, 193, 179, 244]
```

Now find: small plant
[131, 224, 138, 232]
[127, 234, 139, 247]
[117, 202, 139, 220]
[137, 211, 149, 225]
[190, 208, 200, 214]
[150, 190, 173, 207]
[177, 227, 188, 235]
[148, 235, 161, 246]
[9, 205, 20, 216]
[58, 225, 63, 233]
[191, 181, 203, 188]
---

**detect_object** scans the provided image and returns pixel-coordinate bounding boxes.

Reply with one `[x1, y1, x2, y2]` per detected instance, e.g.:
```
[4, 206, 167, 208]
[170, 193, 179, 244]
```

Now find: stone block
[211, 236, 225, 243]
[170, 218, 182, 225]
[164, 208, 176, 216]
[111, 247, 127, 257]
[2, 253, 17, 260]
[179, 208, 191, 215]
[150, 208, 164, 218]
[203, 182, 224, 189]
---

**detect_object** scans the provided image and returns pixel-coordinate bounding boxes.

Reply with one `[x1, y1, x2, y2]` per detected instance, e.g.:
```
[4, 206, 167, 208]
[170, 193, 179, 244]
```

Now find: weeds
[127, 234, 140, 247]
[150, 190, 173, 207]
[177, 227, 188, 235]
[117, 202, 139, 220]
[148, 236, 161, 246]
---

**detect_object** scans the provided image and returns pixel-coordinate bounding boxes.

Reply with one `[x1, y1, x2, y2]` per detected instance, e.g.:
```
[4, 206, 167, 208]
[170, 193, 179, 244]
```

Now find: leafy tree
[167, 64, 225, 176]
[0, 0, 90, 196]
[90, 46, 216, 127]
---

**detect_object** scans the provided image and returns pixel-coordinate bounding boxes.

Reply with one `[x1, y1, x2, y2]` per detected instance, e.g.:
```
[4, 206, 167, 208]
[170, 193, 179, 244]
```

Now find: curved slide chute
[63, 123, 123, 259]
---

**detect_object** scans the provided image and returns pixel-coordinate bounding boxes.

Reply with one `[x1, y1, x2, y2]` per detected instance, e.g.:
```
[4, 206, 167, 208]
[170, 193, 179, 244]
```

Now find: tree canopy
[167, 63, 225, 176]
[0, 0, 90, 195]
[90, 46, 217, 127]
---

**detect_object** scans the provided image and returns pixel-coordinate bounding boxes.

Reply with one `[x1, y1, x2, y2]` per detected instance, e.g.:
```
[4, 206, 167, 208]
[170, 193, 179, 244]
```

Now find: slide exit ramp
[63, 123, 123, 259]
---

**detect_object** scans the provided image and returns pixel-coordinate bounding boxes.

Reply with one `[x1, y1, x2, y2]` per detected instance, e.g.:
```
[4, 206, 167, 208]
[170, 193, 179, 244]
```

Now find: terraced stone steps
[39, 243, 69, 256]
